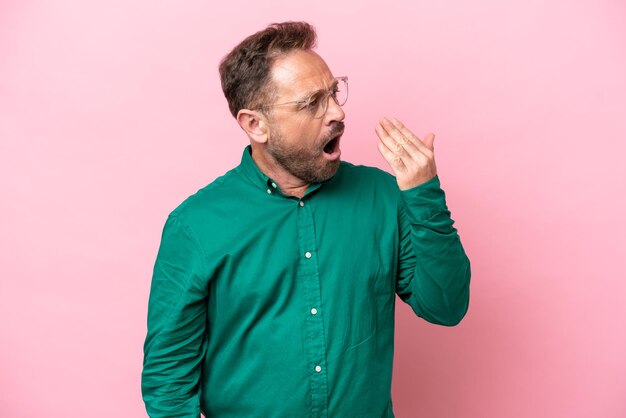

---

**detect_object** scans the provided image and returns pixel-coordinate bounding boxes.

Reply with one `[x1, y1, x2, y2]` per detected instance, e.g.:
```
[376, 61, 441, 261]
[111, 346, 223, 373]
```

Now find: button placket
[296, 195, 328, 415]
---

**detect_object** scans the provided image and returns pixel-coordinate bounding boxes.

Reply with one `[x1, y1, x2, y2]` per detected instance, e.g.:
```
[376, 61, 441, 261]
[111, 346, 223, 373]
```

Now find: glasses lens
[334, 78, 348, 107]
[314, 77, 349, 118]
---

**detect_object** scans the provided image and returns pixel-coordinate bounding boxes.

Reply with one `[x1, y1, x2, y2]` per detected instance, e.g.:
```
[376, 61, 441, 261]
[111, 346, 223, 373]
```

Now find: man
[142, 21, 471, 418]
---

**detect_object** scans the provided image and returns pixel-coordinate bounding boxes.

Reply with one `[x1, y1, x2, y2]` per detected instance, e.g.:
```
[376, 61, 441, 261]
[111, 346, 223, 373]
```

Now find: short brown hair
[219, 21, 317, 118]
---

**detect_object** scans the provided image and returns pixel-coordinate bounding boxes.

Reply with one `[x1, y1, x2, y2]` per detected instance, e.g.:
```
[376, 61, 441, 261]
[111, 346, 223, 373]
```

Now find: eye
[303, 92, 324, 111]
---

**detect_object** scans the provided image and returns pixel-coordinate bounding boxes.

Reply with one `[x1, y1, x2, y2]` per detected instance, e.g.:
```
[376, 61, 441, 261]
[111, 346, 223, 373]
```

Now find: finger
[379, 118, 420, 154]
[422, 133, 435, 152]
[377, 118, 422, 162]
[375, 122, 411, 161]
[378, 119, 432, 173]
[379, 121, 434, 175]
[376, 136, 407, 174]
[389, 118, 434, 156]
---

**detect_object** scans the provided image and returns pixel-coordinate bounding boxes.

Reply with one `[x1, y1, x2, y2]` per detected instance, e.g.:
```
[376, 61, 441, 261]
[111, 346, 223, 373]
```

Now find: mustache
[327, 121, 345, 140]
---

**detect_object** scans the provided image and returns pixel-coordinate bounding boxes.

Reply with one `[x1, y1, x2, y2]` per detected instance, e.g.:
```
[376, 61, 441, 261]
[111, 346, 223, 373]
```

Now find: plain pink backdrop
[1, 0, 625, 417]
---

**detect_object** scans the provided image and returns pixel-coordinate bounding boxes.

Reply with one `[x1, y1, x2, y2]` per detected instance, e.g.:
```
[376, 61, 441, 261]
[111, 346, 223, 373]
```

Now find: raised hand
[375, 117, 437, 190]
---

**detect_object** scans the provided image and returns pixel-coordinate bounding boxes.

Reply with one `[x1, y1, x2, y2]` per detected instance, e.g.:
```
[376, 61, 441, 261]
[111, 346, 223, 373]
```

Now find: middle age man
[142, 21, 471, 418]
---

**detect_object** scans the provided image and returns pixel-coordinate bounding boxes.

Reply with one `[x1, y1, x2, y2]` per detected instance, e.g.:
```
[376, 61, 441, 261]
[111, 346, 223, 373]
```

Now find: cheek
[293, 116, 312, 132]
[282, 117, 325, 149]
[297, 119, 324, 143]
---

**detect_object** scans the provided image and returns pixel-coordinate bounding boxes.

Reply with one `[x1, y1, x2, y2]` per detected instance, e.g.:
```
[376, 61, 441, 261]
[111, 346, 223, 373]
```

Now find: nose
[325, 95, 345, 124]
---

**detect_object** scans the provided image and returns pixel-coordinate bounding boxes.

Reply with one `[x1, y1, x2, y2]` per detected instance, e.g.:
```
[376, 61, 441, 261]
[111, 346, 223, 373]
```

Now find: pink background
[1, 0, 625, 417]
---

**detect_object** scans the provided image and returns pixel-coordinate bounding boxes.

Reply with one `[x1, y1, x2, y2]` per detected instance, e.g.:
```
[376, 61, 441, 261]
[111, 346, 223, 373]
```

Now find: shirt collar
[238, 145, 326, 197]
[239, 145, 271, 189]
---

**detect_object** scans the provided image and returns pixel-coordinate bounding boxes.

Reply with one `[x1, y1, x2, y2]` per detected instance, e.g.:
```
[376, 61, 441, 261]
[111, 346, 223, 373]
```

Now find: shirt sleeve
[142, 214, 209, 418]
[395, 175, 471, 326]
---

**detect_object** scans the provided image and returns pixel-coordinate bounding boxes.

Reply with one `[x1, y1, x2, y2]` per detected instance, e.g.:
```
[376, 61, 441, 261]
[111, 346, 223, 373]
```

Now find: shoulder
[168, 165, 243, 226]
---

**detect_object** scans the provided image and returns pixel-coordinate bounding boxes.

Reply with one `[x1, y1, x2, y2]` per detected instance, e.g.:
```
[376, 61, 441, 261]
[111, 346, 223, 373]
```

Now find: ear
[237, 109, 269, 144]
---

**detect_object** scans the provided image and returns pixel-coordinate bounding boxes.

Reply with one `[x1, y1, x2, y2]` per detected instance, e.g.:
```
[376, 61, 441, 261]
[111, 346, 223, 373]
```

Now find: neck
[250, 145, 310, 199]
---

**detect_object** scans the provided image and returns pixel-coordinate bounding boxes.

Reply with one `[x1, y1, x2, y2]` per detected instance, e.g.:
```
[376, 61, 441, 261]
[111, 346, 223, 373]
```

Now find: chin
[315, 159, 341, 182]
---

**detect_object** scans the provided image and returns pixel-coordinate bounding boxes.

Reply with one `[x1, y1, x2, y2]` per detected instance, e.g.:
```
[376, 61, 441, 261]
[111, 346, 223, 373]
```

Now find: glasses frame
[258, 76, 348, 119]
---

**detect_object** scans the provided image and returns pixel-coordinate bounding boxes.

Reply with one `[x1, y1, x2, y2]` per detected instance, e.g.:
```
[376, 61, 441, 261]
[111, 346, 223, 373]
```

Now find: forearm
[142, 215, 209, 417]
[142, 310, 206, 417]
[396, 176, 471, 326]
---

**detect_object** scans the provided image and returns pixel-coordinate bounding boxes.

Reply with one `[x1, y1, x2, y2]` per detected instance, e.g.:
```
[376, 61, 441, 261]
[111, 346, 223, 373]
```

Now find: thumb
[423, 133, 435, 151]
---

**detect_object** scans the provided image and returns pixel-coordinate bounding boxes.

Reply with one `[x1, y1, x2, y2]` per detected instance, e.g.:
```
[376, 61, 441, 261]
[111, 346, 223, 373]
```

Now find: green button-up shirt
[142, 146, 471, 417]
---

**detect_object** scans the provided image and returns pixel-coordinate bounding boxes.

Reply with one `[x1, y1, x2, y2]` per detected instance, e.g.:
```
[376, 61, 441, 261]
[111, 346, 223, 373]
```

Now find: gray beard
[267, 123, 344, 184]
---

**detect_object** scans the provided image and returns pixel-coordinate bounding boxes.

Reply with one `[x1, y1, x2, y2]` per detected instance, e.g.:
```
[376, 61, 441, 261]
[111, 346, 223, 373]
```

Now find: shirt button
[271, 182, 277, 188]
[299, 201, 304, 207]
[315, 365, 322, 373]
[267, 189, 272, 194]
[311, 308, 318, 315]
[305, 251, 312, 259]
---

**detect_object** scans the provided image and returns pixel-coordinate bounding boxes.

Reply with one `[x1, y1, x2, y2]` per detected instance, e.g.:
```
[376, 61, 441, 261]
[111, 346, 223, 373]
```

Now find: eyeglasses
[259, 76, 348, 119]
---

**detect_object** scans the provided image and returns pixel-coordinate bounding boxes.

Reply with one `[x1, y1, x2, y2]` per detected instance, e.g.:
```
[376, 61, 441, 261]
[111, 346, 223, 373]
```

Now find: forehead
[270, 50, 335, 97]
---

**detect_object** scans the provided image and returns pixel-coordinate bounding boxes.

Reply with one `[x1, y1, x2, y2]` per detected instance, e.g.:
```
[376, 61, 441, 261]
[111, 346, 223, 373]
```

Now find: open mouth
[322, 130, 343, 159]
[323, 137, 340, 154]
